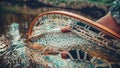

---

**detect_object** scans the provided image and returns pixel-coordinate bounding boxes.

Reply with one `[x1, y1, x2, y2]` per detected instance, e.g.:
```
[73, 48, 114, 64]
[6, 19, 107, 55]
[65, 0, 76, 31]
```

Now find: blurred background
[0, 0, 114, 36]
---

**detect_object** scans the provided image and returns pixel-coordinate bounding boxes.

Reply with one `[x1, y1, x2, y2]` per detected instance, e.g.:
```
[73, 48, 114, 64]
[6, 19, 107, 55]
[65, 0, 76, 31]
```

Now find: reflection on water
[1, 1, 119, 68]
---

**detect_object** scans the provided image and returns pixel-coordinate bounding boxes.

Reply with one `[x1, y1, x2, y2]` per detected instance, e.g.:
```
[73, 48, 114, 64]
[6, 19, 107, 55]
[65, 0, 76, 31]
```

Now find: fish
[25, 11, 120, 68]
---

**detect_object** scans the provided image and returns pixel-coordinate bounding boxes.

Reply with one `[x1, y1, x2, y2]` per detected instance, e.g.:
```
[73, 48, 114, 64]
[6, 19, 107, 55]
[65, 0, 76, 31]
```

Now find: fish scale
[32, 32, 91, 50]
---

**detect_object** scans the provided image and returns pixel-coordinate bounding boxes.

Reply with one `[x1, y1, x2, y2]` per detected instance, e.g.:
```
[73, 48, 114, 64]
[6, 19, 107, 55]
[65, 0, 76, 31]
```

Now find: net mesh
[25, 12, 120, 68]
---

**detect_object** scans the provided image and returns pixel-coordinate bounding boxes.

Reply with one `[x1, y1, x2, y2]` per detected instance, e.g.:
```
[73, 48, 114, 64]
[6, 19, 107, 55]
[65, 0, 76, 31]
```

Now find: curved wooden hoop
[27, 11, 120, 39]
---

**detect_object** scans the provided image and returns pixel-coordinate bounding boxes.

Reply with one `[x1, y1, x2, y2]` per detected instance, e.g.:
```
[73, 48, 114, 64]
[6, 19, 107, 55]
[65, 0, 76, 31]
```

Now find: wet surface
[1, 1, 119, 68]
